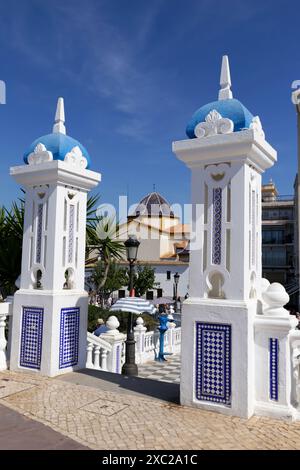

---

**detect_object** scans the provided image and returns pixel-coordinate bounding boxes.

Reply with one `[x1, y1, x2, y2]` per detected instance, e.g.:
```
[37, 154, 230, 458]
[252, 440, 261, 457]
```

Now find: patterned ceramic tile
[59, 307, 80, 369]
[212, 188, 222, 265]
[196, 322, 231, 405]
[269, 338, 279, 401]
[20, 307, 44, 370]
[36, 203, 43, 264]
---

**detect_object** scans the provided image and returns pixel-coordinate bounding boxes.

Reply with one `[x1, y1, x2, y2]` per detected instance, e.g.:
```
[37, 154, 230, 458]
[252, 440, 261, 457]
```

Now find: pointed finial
[153, 183, 156, 192]
[218, 55, 233, 101]
[53, 97, 66, 134]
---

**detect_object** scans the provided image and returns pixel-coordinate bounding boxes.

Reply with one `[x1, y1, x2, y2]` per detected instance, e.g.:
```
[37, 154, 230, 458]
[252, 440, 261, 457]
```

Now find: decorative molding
[194, 110, 234, 138]
[20, 307, 44, 370]
[262, 283, 289, 316]
[64, 146, 88, 169]
[196, 322, 231, 405]
[28, 143, 53, 165]
[250, 116, 265, 139]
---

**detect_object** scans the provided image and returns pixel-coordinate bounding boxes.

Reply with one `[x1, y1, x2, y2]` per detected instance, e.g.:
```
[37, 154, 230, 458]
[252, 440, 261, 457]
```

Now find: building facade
[87, 183, 298, 305]
[261, 181, 295, 285]
[87, 191, 190, 300]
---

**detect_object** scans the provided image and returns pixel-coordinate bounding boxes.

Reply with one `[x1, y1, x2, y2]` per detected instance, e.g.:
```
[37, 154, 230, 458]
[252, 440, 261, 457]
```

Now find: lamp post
[173, 272, 180, 313]
[122, 234, 140, 376]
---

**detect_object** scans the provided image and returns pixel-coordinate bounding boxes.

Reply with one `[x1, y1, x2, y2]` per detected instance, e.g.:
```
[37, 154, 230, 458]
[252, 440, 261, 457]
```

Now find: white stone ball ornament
[262, 282, 289, 317]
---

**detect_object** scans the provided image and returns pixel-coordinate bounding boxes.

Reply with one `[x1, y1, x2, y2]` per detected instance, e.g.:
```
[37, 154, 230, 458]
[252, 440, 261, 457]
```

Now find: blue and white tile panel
[269, 338, 279, 401]
[212, 187, 222, 265]
[36, 203, 43, 264]
[59, 307, 80, 369]
[68, 204, 75, 264]
[20, 307, 44, 370]
[196, 322, 231, 405]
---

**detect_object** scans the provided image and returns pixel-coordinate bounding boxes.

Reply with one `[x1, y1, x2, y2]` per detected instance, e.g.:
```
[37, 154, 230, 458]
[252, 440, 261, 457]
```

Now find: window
[146, 291, 154, 300]
[167, 271, 171, 280]
[262, 229, 284, 245]
[157, 288, 163, 298]
[118, 290, 125, 298]
[262, 247, 286, 266]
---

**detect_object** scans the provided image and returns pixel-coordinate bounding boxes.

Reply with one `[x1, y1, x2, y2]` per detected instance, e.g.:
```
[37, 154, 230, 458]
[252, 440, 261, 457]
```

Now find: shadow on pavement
[59, 368, 180, 404]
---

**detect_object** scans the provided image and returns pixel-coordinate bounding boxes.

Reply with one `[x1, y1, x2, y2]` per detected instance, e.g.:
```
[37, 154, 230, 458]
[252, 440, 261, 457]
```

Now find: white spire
[218, 55, 233, 101]
[53, 97, 66, 134]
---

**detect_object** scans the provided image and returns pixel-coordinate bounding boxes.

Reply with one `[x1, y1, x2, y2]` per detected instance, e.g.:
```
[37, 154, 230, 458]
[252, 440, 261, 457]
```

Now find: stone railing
[134, 317, 181, 364]
[86, 332, 112, 372]
[0, 298, 13, 371]
[87, 316, 182, 371]
[254, 279, 300, 417]
[86, 316, 126, 374]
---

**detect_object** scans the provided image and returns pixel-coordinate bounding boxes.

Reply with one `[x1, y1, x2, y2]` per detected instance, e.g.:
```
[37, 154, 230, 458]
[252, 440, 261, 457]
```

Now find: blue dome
[23, 133, 91, 169]
[186, 98, 254, 139]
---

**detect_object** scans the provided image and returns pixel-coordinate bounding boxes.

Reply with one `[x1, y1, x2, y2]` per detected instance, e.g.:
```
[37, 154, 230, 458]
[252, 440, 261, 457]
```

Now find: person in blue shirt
[94, 318, 109, 337]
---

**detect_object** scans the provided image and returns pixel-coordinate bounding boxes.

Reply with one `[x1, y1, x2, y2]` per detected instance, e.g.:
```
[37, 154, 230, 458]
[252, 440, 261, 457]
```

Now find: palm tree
[0, 202, 24, 297]
[87, 215, 126, 291]
[0, 193, 102, 297]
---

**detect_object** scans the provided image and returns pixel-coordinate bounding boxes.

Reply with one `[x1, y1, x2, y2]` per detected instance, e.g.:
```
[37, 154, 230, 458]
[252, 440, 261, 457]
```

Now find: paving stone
[1, 368, 300, 450]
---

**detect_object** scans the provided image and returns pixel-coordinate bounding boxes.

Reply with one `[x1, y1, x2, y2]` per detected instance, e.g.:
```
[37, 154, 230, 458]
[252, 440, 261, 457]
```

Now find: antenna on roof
[153, 183, 156, 192]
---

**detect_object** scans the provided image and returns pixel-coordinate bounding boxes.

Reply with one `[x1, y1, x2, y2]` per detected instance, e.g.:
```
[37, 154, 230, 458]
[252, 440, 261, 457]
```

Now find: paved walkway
[138, 355, 181, 384]
[1, 369, 300, 450]
[0, 403, 87, 450]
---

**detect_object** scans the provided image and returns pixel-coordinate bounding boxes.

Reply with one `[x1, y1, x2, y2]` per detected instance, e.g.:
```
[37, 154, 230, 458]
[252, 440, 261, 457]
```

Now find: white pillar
[254, 282, 298, 419]
[173, 56, 276, 418]
[167, 320, 176, 354]
[9, 99, 101, 377]
[134, 317, 147, 364]
[101, 316, 126, 374]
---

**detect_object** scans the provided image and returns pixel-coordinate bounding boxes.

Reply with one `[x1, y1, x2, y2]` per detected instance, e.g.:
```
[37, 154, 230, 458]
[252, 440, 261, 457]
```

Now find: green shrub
[88, 305, 158, 333]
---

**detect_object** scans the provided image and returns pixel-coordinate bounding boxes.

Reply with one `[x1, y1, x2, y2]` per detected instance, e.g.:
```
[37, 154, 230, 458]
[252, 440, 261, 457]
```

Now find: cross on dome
[53, 97, 66, 134]
[218, 55, 233, 101]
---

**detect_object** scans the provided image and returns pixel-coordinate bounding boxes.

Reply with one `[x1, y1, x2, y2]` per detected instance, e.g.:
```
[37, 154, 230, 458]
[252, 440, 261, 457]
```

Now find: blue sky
[0, 0, 299, 217]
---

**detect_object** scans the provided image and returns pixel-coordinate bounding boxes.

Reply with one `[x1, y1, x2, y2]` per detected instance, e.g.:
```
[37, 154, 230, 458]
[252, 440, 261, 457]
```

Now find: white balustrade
[86, 332, 112, 371]
[86, 316, 126, 374]
[86, 315, 181, 371]
[134, 317, 181, 364]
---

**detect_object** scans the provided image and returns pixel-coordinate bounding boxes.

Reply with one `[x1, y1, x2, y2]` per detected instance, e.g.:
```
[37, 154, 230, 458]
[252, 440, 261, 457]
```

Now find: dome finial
[53, 97, 66, 134]
[218, 55, 233, 101]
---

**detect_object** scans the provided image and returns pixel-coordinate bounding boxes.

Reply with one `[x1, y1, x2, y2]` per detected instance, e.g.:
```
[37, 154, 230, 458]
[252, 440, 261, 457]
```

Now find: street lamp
[173, 272, 180, 313]
[122, 234, 140, 376]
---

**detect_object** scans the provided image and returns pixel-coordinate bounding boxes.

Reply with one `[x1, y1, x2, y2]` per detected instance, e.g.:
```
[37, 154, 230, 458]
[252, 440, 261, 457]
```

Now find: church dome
[134, 192, 174, 217]
[23, 97, 91, 169]
[186, 55, 255, 140]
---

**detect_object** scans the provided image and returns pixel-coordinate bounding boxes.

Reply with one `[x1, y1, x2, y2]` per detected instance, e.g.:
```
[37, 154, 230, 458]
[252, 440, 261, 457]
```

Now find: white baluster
[86, 342, 93, 368]
[134, 317, 147, 364]
[101, 316, 126, 373]
[101, 349, 108, 371]
[94, 345, 101, 369]
[0, 314, 7, 371]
